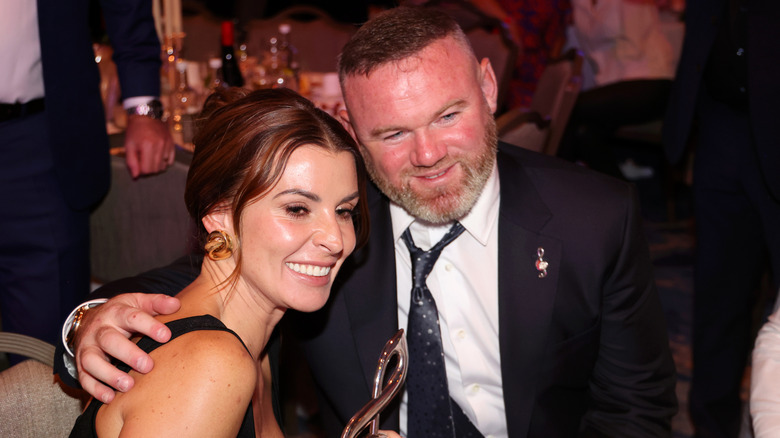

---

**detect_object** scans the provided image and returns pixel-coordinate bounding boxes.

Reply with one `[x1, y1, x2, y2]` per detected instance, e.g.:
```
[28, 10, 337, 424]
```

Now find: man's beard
[363, 114, 498, 225]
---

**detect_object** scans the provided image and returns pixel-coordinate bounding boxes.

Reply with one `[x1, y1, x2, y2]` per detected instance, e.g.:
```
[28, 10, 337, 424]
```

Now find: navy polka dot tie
[401, 222, 465, 438]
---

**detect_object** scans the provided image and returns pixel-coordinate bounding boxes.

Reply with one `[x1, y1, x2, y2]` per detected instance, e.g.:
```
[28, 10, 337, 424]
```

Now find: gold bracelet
[61, 299, 108, 357]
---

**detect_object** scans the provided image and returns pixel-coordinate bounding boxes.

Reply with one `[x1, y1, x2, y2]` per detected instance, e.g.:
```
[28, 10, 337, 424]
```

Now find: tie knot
[401, 222, 465, 287]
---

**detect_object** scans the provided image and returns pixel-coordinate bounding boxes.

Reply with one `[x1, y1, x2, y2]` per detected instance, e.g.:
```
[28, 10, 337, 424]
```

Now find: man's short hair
[338, 6, 474, 81]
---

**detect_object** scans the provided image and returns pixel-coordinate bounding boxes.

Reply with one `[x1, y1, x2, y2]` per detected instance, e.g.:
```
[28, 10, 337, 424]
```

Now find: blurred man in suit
[0, 0, 173, 357]
[663, 0, 780, 436]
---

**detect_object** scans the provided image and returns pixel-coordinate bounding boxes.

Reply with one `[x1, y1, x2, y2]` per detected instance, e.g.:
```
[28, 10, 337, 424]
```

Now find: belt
[0, 98, 46, 122]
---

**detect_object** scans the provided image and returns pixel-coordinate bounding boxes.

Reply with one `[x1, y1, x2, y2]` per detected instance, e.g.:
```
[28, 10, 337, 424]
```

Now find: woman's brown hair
[185, 87, 369, 275]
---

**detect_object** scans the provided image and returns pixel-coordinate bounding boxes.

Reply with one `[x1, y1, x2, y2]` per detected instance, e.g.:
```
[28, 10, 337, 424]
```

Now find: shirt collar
[390, 162, 500, 246]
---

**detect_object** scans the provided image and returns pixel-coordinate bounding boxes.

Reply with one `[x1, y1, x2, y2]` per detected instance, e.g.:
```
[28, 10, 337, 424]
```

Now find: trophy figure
[341, 329, 408, 438]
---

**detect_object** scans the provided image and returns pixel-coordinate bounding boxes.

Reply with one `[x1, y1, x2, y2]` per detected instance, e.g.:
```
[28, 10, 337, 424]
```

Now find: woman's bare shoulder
[99, 328, 257, 438]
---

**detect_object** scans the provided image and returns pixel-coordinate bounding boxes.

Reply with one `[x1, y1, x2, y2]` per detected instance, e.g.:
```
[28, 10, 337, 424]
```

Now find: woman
[69, 87, 397, 437]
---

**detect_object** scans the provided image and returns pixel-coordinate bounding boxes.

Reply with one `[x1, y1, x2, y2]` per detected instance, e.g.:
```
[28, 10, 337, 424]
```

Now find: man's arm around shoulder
[53, 255, 202, 388]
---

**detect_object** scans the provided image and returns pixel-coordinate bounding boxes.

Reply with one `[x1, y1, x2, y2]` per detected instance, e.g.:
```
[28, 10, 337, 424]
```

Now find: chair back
[423, 0, 519, 115]
[244, 6, 358, 73]
[0, 332, 89, 438]
[90, 153, 197, 285]
[496, 110, 551, 153]
[0, 332, 55, 366]
[530, 49, 583, 155]
[466, 25, 518, 115]
[495, 49, 583, 154]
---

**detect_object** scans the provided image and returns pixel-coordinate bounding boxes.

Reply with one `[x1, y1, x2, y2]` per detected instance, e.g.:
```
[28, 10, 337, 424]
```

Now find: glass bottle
[262, 24, 297, 91]
[220, 20, 245, 88]
[277, 23, 299, 90]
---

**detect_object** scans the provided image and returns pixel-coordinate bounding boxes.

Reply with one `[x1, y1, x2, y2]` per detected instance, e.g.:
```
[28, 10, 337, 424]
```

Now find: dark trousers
[558, 79, 672, 179]
[0, 112, 90, 356]
[689, 90, 780, 438]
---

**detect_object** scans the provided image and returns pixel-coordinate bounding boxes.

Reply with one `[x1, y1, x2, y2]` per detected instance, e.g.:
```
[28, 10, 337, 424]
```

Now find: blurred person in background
[750, 300, 780, 437]
[557, 0, 676, 180]
[663, 0, 780, 436]
[0, 0, 172, 362]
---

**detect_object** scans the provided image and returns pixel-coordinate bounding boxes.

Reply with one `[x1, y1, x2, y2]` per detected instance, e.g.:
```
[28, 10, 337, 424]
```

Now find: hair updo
[185, 87, 369, 274]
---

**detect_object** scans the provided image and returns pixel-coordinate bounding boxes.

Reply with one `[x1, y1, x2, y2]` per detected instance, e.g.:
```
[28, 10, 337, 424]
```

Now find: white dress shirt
[0, 1, 154, 108]
[567, 0, 676, 90]
[1, 0, 44, 103]
[751, 303, 780, 437]
[392, 164, 507, 438]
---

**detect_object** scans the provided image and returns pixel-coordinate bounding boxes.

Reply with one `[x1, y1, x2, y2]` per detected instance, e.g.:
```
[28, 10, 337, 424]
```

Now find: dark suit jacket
[662, 0, 780, 200]
[36, 0, 161, 210]
[58, 144, 677, 436]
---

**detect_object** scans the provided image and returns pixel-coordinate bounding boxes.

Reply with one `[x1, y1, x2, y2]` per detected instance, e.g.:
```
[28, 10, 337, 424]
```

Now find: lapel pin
[536, 247, 549, 278]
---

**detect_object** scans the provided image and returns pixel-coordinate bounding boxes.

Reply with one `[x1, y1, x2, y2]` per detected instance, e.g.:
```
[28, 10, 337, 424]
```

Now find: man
[662, 0, 780, 436]
[60, 6, 676, 437]
[0, 0, 173, 356]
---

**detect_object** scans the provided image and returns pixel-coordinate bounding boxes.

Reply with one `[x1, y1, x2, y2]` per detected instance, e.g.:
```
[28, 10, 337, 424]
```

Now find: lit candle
[152, 0, 163, 41]
[172, 0, 182, 35]
[163, 0, 173, 37]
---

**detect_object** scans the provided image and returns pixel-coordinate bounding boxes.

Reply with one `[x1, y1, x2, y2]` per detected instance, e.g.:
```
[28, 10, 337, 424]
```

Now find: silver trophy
[341, 329, 408, 438]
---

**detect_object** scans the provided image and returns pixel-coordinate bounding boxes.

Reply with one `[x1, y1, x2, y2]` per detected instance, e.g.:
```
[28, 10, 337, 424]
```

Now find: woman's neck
[159, 258, 285, 359]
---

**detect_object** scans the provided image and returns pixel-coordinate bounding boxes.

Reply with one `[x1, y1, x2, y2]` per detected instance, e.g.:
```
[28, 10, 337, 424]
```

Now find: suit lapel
[495, 146, 561, 436]
[340, 183, 402, 426]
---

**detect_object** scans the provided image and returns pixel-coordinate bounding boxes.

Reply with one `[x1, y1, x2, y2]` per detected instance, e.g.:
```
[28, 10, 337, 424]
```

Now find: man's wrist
[61, 299, 108, 357]
[125, 99, 164, 120]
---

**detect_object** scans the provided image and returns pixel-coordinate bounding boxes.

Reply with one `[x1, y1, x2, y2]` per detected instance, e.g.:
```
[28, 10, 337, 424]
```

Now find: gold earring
[205, 230, 234, 261]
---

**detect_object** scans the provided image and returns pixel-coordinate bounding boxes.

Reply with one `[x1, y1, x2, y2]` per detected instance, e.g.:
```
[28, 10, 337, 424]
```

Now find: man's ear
[337, 108, 358, 142]
[479, 57, 499, 115]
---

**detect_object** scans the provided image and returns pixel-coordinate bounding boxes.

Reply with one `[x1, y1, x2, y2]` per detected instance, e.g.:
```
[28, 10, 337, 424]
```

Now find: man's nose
[410, 132, 447, 167]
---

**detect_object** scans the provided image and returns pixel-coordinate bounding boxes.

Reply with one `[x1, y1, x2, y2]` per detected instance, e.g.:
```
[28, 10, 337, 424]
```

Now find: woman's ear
[202, 207, 233, 235]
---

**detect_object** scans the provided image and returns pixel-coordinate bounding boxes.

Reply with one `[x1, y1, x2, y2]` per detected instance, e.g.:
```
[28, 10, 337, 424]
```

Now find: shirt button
[737, 47, 745, 56]
[445, 263, 453, 272]
[470, 384, 481, 394]
[457, 329, 466, 340]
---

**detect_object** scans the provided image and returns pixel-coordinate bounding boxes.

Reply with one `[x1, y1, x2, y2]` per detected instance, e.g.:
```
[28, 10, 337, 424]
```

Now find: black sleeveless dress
[69, 315, 257, 437]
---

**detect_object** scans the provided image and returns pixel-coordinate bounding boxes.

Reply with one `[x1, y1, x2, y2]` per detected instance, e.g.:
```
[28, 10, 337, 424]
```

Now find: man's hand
[123, 115, 175, 178]
[75, 293, 180, 403]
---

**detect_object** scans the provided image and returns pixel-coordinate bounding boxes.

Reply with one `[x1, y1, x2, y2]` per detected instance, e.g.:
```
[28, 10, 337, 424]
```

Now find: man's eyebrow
[367, 98, 466, 139]
[369, 124, 405, 138]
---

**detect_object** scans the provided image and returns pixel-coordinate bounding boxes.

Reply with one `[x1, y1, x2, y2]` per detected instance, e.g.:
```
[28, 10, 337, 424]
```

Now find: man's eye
[384, 131, 403, 141]
[441, 112, 457, 122]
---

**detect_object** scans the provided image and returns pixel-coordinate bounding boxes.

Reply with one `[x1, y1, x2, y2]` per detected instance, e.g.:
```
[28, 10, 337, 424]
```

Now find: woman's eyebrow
[273, 188, 319, 202]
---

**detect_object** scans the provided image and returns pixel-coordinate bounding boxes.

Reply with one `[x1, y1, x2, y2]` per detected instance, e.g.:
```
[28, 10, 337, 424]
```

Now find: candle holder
[162, 32, 189, 146]
[163, 32, 186, 97]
